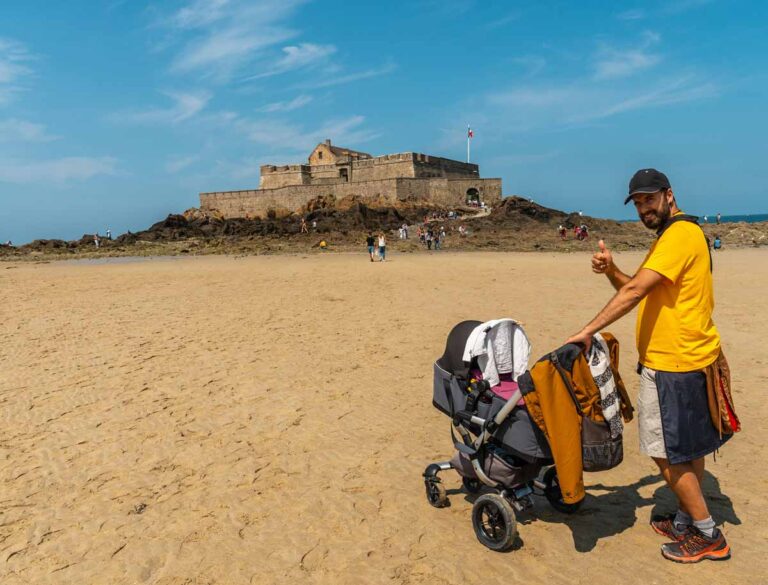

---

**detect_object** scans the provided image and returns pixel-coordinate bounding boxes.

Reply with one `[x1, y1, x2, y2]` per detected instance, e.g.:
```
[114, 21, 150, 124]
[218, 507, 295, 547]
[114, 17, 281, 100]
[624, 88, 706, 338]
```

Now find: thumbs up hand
[591, 239, 614, 274]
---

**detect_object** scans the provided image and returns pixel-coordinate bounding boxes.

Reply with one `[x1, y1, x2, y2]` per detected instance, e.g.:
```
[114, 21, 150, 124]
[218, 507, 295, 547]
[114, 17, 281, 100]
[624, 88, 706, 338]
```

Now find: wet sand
[1, 249, 765, 584]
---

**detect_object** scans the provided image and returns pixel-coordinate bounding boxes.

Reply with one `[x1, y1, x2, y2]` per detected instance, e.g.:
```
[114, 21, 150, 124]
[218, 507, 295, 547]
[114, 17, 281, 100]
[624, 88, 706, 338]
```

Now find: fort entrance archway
[466, 188, 480, 205]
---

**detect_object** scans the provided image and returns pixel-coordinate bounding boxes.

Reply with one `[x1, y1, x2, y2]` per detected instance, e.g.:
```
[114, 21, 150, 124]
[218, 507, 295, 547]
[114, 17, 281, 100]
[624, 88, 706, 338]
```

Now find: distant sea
[619, 213, 768, 224]
[713, 213, 768, 224]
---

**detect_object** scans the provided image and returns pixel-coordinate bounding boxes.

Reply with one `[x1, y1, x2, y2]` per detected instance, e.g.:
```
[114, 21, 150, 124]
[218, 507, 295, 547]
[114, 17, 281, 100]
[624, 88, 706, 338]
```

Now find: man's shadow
[530, 470, 740, 553]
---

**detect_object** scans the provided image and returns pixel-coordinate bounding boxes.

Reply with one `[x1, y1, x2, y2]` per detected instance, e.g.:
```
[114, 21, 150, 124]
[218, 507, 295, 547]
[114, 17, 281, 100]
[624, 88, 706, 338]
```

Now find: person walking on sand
[366, 232, 376, 262]
[716, 212, 721, 225]
[377, 232, 386, 262]
[300, 218, 308, 234]
[565, 168, 735, 563]
[94, 233, 100, 249]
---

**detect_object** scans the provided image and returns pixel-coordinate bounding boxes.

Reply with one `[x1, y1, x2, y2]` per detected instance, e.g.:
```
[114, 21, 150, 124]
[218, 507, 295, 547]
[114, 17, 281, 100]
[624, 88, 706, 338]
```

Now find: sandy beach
[1, 249, 765, 585]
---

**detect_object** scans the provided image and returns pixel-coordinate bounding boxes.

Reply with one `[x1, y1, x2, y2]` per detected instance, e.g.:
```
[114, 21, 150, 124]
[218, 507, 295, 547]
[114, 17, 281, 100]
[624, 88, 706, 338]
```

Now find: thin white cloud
[486, 11, 520, 29]
[578, 77, 718, 122]
[256, 95, 313, 113]
[662, 0, 715, 15]
[276, 43, 336, 70]
[0, 118, 58, 142]
[0, 157, 117, 184]
[159, 0, 308, 80]
[0, 38, 34, 105]
[213, 112, 377, 153]
[113, 90, 212, 124]
[593, 32, 662, 80]
[165, 154, 200, 174]
[242, 43, 336, 80]
[616, 9, 646, 20]
[170, 0, 231, 29]
[299, 62, 396, 89]
[485, 75, 718, 130]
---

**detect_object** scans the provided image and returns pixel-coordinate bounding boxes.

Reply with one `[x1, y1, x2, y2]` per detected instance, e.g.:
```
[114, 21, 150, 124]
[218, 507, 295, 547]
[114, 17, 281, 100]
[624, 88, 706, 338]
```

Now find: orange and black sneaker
[661, 528, 731, 563]
[650, 513, 690, 542]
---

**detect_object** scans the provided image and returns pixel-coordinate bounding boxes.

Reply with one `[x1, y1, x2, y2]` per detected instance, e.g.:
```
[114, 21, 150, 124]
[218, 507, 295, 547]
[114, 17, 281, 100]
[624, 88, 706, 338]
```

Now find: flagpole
[467, 124, 470, 163]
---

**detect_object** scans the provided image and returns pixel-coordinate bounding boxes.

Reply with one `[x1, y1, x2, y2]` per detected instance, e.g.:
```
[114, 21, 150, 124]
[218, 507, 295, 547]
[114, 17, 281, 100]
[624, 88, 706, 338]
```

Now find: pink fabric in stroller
[470, 369, 525, 406]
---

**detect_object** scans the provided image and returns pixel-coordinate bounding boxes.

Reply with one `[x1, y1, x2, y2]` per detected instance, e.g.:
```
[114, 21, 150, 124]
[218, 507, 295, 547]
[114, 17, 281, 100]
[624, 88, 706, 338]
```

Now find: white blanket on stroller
[462, 319, 531, 387]
[588, 333, 623, 438]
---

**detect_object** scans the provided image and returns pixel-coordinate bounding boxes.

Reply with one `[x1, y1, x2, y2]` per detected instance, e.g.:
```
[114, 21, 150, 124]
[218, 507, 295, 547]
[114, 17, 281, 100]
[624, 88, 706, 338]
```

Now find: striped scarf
[588, 334, 623, 439]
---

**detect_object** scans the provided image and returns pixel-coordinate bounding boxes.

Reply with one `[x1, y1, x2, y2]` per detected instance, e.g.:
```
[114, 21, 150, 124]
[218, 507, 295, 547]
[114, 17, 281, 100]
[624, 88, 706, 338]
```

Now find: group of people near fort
[417, 225, 447, 250]
[558, 223, 589, 240]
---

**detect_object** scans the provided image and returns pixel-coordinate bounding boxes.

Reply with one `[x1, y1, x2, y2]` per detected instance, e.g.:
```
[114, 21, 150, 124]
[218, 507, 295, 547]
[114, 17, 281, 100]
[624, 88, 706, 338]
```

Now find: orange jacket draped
[518, 333, 634, 503]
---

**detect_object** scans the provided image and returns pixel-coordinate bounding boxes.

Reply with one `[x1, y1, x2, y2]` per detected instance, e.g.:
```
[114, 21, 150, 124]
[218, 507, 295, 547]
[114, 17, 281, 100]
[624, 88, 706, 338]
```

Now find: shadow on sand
[442, 470, 739, 553]
[533, 470, 741, 553]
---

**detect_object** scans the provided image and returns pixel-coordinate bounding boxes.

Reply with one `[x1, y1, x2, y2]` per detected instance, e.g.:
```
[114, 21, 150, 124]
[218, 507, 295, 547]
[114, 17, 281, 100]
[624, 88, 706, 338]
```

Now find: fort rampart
[200, 177, 501, 219]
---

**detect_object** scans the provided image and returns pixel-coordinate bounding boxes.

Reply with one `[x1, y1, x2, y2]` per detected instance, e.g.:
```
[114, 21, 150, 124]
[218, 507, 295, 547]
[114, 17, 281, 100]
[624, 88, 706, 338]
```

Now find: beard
[640, 199, 671, 230]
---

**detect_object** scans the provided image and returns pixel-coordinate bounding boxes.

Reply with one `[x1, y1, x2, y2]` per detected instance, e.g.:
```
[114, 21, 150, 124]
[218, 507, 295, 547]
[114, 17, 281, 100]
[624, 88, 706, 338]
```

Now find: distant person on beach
[378, 233, 386, 262]
[300, 218, 308, 233]
[312, 219, 317, 230]
[566, 168, 735, 564]
[366, 232, 376, 262]
[94, 234, 100, 249]
[106, 228, 112, 240]
[426, 229, 433, 250]
[713, 235, 722, 250]
[558, 225, 567, 240]
[703, 214, 708, 223]
[716, 213, 721, 225]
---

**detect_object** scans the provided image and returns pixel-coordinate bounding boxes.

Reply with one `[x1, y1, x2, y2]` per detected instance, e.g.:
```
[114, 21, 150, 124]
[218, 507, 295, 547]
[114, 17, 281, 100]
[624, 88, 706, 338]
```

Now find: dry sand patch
[1, 250, 765, 584]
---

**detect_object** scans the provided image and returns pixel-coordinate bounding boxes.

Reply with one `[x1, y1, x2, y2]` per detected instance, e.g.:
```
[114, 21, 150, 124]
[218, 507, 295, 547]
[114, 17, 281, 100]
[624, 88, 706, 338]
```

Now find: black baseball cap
[625, 168, 671, 204]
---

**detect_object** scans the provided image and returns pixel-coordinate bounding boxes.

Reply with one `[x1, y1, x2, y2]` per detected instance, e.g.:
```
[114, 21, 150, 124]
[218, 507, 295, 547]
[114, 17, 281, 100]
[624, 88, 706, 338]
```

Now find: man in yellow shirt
[566, 169, 731, 563]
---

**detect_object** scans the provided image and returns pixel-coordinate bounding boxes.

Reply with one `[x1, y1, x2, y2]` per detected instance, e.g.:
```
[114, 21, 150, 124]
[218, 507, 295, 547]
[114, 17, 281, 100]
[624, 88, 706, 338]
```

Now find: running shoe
[650, 513, 690, 542]
[661, 528, 731, 563]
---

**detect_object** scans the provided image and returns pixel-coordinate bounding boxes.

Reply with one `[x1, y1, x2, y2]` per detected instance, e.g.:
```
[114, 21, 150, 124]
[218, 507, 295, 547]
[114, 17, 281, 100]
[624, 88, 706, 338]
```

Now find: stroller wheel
[425, 479, 449, 508]
[471, 494, 517, 551]
[462, 477, 482, 494]
[542, 467, 583, 514]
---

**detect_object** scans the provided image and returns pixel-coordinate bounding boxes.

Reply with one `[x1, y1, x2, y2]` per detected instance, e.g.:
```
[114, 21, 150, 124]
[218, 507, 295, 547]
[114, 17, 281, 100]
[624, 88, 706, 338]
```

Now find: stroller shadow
[535, 470, 740, 553]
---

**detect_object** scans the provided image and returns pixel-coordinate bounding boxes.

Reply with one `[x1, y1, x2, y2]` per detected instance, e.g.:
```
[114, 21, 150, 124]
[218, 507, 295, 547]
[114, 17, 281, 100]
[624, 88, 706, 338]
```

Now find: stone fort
[199, 140, 502, 219]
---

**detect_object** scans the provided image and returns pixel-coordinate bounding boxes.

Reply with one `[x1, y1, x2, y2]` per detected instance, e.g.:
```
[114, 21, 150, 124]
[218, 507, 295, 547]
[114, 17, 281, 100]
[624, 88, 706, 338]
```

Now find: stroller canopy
[437, 319, 531, 386]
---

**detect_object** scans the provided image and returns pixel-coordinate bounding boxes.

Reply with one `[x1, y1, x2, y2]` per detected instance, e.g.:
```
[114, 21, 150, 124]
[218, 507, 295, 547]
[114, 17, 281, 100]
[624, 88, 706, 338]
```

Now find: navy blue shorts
[639, 364, 730, 464]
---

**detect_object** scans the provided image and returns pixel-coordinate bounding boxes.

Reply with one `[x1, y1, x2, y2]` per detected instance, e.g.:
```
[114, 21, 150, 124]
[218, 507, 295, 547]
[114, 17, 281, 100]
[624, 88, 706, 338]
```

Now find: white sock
[693, 516, 716, 538]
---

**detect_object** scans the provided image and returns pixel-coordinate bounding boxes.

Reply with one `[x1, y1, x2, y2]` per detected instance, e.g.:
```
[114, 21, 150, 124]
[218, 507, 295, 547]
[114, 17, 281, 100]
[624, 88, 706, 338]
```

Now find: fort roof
[316, 139, 372, 160]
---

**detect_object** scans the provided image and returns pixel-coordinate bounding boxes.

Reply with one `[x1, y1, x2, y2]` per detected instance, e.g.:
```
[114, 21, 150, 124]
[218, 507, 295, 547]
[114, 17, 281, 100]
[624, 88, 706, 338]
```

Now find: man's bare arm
[565, 268, 664, 351]
[605, 265, 632, 291]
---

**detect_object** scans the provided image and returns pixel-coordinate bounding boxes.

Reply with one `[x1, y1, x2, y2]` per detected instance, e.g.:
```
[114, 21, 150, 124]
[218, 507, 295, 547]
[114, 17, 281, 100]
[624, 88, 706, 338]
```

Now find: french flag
[467, 126, 474, 139]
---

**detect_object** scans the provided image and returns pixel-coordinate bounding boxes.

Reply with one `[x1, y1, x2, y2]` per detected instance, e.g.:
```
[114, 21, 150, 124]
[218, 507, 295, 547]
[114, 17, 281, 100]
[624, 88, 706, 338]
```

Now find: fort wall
[200, 177, 502, 219]
[258, 152, 479, 190]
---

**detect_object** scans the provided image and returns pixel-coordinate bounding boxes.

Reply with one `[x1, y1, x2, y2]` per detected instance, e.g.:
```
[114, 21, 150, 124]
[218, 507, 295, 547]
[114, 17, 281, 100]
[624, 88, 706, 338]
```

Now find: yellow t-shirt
[636, 216, 720, 371]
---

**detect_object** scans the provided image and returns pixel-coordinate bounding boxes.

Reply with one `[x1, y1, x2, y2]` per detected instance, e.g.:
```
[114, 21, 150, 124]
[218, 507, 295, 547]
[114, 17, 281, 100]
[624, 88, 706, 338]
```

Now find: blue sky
[1, 0, 767, 243]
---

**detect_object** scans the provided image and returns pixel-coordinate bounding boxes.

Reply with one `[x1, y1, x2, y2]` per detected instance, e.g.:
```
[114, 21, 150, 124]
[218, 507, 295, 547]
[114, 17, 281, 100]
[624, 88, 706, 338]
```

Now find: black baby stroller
[424, 319, 582, 551]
